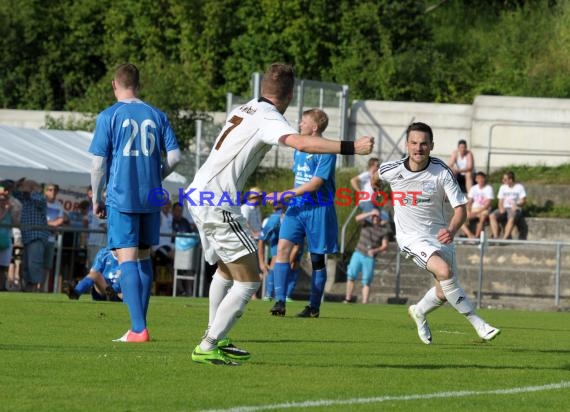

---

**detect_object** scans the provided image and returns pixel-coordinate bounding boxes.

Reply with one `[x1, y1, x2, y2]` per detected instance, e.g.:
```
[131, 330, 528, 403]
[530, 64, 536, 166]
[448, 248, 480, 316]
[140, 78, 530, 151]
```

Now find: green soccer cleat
[217, 337, 251, 361]
[191, 345, 240, 366]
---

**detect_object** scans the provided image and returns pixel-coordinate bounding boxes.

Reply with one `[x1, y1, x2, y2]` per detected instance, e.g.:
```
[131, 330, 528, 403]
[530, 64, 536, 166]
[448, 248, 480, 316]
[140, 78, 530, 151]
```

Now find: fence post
[195, 119, 202, 175]
[53, 232, 64, 293]
[555, 242, 562, 307]
[394, 251, 401, 300]
[476, 231, 487, 309]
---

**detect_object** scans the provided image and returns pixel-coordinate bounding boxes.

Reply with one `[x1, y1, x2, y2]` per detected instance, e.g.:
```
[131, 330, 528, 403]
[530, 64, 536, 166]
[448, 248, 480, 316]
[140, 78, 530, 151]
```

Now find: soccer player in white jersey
[184, 62, 374, 365]
[89, 63, 181, 343]
[377, 122, 499, 345]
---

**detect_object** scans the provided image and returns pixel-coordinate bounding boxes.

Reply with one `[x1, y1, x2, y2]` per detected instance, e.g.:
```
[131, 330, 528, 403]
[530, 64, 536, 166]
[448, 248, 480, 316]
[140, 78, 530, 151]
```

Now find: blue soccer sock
[265, 269, 275, 298]
[75, 277, 94, 295]
[286, 269, 298, 298]
[138, 258, 154, 319]
[272, 262, 289, 302]
[309, 268, 327, 309]
[119, 261, 146, 333]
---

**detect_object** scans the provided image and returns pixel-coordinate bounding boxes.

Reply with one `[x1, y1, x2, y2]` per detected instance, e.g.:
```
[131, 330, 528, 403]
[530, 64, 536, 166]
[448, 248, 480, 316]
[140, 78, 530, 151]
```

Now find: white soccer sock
[208, 271, 233, 329]
[440, 277, 475, 316]
[200, 281, 260, 351]
[415, 287, 444, 316]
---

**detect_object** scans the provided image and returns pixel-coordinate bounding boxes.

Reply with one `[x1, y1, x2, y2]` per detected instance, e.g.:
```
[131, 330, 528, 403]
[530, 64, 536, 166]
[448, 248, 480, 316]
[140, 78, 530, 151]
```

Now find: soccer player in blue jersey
[66, 247, 122, 301]
[270, 108, 337, 318]
[89, 63, 181, 343]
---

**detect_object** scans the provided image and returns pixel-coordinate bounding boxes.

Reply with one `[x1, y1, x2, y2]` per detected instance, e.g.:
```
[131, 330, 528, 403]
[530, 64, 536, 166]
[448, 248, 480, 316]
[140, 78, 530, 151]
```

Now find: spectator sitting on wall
[489, 171, 527, 240]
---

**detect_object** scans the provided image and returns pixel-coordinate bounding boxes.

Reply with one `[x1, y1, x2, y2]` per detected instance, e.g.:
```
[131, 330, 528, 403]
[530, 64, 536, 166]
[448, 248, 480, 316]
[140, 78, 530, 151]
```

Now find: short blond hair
[302, 108, 329, 134]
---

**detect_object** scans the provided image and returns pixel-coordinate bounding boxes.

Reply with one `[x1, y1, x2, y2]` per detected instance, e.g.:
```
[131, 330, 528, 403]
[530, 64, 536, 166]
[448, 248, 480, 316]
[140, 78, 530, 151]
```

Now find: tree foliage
[0, 0, 568, 147]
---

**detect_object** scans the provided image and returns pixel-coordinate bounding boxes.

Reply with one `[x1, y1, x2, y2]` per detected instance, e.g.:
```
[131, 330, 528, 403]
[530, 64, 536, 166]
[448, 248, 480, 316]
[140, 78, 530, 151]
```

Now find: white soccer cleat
[476, 323, 501, 341]
[408, 305, 432, 345]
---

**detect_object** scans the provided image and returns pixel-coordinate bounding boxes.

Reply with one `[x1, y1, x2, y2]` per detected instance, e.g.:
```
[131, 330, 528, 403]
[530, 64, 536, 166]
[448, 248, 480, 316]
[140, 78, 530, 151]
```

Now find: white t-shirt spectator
[468, 184, 494, 209]
[497, 183, 526, 209]
[357, 171, 375, 198]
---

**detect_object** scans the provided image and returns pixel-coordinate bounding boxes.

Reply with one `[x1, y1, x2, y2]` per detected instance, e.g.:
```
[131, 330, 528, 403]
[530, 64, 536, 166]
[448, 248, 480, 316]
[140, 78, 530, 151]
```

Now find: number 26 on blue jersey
[122, 118, 157, 156]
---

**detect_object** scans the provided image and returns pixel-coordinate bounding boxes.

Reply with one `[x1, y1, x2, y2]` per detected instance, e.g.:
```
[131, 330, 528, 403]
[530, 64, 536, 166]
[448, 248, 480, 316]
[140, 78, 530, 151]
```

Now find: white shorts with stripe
[187, 204, 257, 265]
[399, 237, 457, 276]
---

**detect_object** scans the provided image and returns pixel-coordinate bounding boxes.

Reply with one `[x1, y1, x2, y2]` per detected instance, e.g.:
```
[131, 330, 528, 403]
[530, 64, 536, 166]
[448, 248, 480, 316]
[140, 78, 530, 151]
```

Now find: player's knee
[310, 253, 325, 271]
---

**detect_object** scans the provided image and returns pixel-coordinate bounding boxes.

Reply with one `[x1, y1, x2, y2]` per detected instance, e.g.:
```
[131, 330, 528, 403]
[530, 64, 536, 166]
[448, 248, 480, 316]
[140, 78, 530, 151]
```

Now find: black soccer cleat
[65, 282, 79, 300]
[296, 305, 320, 318]
[270, 300, 286, 317]
[105, 286, 119, 301]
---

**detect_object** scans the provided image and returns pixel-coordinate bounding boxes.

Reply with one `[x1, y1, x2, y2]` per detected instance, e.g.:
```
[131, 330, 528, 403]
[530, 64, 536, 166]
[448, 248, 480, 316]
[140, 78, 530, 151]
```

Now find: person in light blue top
[89, 63, 181, 343]
[66, 247, 122, 302]
[270, 108, 337, 318]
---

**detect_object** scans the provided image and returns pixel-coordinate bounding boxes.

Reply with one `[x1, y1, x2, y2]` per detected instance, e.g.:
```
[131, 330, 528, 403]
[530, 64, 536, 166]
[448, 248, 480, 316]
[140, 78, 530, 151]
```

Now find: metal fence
[179, 74, 351, 181]
[388, 233, 569, 309]
[226, 73, 350, 168]
[3, 225, 207, 297]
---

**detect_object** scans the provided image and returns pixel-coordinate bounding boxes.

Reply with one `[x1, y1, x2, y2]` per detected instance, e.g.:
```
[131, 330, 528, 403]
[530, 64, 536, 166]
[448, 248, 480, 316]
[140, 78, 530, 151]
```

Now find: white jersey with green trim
[379, 157, 467, 245]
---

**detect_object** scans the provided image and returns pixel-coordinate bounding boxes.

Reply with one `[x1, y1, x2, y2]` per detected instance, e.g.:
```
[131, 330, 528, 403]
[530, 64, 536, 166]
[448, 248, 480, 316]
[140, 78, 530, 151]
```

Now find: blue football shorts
[279, 205, 338, 254]
[107, 207, 160, 249]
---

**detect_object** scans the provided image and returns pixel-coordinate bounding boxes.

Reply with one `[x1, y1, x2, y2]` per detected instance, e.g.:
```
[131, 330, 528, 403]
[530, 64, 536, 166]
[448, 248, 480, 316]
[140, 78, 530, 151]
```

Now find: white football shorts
[399, 237, 457, 276]
[187, 204, 257, 265]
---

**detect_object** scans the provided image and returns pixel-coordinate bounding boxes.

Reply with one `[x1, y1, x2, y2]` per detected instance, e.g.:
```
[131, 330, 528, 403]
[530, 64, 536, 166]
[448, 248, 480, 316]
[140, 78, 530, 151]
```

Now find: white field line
[200, 381, 570, 412]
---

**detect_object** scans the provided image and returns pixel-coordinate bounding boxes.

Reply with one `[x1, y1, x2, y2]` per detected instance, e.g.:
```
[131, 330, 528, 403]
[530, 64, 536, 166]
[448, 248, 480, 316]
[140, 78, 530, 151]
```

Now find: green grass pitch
[0, 293, 568, 411]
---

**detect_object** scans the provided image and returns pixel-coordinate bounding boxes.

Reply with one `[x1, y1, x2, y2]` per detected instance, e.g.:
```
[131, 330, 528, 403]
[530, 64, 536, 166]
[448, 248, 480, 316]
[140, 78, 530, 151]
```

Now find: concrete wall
[349, 95, 570, 173]
[3, 93, 570, 173]
[0, 109, 90, 129]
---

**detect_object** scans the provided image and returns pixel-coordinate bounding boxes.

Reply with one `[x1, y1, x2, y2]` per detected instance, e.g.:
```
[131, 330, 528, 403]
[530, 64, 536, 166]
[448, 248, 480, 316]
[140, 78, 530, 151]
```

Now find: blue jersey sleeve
[89, 113, 113, 157]
[259, 213, 280, 241]
[160, 113, 179, 152]
[313, 154, 336, 181]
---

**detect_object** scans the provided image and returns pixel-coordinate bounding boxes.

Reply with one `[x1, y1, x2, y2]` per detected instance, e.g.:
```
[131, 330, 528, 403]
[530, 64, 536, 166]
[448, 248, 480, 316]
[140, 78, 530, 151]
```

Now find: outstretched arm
[280, 134, 374, 155]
